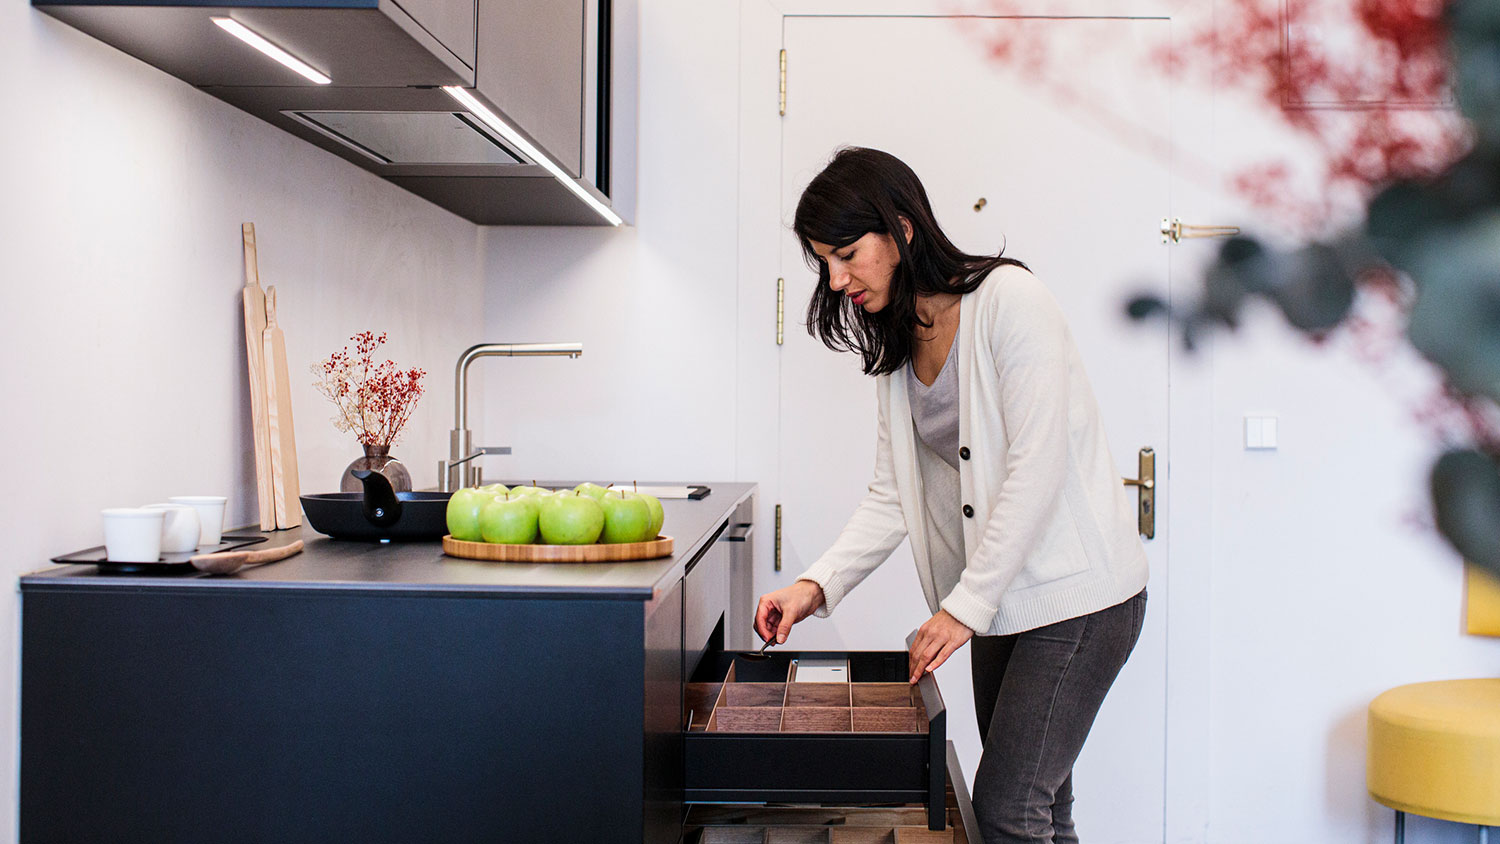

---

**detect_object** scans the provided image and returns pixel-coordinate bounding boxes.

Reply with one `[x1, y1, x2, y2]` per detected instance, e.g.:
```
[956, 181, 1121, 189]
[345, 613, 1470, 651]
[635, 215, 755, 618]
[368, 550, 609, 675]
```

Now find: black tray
[50, 534, 269, 574]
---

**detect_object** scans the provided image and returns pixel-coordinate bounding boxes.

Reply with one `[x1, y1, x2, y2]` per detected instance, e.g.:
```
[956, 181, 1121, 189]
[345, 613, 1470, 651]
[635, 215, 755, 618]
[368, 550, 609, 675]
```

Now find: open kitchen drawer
[683, 741, 978, 843]
[684, 650, 948, 830]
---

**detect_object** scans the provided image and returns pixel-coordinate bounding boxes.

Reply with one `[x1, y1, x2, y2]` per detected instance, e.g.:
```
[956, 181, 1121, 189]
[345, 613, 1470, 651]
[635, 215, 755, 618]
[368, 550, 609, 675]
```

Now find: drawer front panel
[683, 522, 730, 678]
[21, 591, 646, 844]
[685, 733, 929, 793]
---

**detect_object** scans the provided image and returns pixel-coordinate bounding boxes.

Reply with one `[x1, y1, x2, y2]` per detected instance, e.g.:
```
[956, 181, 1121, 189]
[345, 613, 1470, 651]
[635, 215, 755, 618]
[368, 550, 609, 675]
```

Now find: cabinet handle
[725, 523, 753, 542]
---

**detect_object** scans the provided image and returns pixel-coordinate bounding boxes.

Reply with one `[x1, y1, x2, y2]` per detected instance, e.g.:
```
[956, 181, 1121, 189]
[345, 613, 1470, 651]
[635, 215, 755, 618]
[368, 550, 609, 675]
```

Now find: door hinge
[779, 49, 787, 116]
[774, 504, 783, 571]
[776, 277, 785, 345]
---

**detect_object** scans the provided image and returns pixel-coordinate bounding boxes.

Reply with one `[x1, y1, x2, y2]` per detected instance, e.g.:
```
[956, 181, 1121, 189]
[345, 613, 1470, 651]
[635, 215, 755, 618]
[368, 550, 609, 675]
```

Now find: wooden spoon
[191, 540, 304, 575]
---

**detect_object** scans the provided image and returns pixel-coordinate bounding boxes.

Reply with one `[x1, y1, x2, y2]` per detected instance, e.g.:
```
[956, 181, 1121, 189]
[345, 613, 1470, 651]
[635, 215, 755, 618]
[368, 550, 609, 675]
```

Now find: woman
[754, 147, 1149, 844]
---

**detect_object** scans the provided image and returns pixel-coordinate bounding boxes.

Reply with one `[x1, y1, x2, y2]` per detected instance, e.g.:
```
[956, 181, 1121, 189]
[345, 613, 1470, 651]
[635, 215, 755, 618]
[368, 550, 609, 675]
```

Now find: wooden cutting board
[442, 535, 674, 563]
[262, 286, 302, 528]
[241, 223, 275, 531]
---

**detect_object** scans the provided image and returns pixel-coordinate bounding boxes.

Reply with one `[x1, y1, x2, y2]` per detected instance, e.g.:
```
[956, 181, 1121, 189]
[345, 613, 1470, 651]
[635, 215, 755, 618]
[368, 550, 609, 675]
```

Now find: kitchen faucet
[438, 342, 584, 492]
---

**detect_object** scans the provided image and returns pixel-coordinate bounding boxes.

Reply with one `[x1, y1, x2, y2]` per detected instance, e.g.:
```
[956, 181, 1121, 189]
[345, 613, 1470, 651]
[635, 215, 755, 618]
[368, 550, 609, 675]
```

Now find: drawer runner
[684, 741, 978, 843]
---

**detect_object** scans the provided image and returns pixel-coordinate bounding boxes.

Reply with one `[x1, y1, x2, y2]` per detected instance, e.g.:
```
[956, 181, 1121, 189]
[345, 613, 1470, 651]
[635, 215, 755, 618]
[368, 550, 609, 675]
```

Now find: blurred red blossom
[312, 331, 426, 447]
[971, 0, 1470, 233]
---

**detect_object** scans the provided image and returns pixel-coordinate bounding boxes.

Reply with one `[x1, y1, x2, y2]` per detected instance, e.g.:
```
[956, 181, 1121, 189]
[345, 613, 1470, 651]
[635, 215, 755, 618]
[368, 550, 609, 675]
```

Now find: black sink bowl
[300, 491, 452, 541]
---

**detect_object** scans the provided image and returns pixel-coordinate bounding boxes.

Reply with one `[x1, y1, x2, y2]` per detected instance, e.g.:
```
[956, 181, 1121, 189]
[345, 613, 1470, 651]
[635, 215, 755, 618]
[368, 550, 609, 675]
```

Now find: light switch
[1245, 415, 1278, 450]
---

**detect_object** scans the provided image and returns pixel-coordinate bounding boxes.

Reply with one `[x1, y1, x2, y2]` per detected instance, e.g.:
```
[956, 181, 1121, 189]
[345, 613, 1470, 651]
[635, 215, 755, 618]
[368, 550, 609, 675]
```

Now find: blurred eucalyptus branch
[1127, 0, 1500, 577]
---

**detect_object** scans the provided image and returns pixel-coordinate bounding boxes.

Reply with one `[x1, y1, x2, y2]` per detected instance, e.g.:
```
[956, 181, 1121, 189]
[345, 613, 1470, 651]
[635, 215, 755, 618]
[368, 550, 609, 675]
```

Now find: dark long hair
[794, 147, 1027, 376]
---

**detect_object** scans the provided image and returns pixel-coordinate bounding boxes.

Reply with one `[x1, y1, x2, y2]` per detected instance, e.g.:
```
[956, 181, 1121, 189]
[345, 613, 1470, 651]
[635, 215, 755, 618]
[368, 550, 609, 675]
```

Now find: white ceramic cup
[144, 503, 202, 554]
[101, 508, 166, 562]
[168, 496, 228, 547]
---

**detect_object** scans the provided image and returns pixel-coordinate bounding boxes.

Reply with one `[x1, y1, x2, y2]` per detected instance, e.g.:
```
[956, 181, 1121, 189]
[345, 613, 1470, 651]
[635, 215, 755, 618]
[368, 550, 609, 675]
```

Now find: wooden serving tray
[442, 534, 674, 562]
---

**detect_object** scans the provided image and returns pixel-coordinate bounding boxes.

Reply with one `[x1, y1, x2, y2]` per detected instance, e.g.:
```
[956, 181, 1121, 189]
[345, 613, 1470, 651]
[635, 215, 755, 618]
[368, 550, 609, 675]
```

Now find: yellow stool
[1366, 565, 1500, 843]
[1367, 679, 1500, 841]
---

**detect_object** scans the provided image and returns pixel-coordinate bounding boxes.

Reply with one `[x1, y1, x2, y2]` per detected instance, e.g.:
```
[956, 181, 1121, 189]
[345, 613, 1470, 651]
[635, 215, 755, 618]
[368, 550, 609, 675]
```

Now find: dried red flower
[311, 331, 427, 447]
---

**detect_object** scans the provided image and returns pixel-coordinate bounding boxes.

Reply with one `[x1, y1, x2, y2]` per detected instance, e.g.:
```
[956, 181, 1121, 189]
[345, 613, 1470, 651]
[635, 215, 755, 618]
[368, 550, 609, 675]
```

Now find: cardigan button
[962, 504, 974, 518]
[959, 446, 971, 460]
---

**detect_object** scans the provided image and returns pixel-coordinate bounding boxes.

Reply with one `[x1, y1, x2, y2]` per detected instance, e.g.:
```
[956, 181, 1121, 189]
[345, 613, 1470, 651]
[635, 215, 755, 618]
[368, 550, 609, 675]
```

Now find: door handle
[1121, 447, 1156, 540]
[1160, 218, 1241, 244]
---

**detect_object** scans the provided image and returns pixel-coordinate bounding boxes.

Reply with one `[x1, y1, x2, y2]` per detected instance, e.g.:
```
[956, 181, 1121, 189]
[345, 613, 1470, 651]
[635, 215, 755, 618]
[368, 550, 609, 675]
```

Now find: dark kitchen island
[19, 483, 756, 844]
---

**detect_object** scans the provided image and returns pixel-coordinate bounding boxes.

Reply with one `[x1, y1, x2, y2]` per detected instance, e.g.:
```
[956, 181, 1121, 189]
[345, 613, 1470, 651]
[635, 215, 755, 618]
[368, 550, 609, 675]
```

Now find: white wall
[1204, 312, 1497, 844]
[1202, 97, 1498, 844]
[1175, 7, 1496, 838]
[478, 0, 740, 486]
[0, 3, 484, 840]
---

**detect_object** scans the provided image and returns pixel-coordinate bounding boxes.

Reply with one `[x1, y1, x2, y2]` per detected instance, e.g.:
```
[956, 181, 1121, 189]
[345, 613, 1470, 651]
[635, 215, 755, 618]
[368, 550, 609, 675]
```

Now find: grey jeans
[969, 589, 1147, 844]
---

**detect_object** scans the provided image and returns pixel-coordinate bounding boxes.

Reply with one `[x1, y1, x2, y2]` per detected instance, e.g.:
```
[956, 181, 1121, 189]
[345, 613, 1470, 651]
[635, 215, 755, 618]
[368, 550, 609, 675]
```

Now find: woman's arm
[940, 273, 1073, 633]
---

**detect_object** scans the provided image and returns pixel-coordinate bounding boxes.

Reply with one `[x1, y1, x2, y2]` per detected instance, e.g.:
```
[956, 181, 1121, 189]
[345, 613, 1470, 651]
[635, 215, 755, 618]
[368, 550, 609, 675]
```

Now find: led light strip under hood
[212, 18, 331, 85]
[443, 86, 622, 227]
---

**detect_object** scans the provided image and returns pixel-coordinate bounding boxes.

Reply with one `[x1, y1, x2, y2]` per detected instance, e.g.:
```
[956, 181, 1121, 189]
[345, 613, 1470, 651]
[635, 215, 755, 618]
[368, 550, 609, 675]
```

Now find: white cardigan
[797, 265, 1149, 636]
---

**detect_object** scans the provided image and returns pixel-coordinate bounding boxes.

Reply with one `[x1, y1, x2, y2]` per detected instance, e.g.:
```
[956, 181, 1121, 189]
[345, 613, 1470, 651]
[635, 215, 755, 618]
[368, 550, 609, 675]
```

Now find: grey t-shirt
[907, 336, 961, 471]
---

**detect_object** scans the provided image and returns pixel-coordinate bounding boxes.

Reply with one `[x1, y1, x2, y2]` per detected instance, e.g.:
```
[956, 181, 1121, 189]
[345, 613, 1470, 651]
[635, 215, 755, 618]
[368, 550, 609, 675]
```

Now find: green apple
[599, 491, 653, 544]
[508, 485, 550, 497]
[477, 482, 510, 495]
[574, 482, 612, 501]
[637, 493, 665, 538]
[479, 493, 540, 544]
[446, 487, 493, 541]
[538, 492, 605, 545]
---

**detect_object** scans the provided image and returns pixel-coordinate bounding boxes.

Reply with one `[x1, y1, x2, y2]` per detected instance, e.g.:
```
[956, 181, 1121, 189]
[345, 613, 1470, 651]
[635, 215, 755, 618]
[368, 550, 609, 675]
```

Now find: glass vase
[341, 444, 413, 493]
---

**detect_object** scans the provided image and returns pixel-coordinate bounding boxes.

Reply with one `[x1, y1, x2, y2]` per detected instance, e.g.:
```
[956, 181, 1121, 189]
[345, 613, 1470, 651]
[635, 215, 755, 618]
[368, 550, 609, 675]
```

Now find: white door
[776, 16, 1171, 843]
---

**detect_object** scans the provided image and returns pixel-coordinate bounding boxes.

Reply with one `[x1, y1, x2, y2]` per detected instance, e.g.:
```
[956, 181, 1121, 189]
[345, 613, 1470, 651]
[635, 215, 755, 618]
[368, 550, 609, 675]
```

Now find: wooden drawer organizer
[684, 651, 948, 831]
[684, 742, 977, 844]
[689, 667, 928, 735]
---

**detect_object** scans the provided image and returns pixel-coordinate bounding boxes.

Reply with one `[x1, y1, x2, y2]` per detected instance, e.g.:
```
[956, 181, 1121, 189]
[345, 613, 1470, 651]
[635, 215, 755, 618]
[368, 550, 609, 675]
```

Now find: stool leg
[1395, 810, 1405, 844]
[1479, 825, 1489, 844]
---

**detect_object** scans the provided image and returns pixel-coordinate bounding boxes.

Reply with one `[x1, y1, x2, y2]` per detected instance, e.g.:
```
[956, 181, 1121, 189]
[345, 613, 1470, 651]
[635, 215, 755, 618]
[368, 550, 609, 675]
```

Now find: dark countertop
[22, 482, 756, 601]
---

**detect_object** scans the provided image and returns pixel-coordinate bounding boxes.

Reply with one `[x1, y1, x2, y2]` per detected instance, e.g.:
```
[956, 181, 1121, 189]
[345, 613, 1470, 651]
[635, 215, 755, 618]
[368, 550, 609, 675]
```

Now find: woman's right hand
[754, 579, 827, 645]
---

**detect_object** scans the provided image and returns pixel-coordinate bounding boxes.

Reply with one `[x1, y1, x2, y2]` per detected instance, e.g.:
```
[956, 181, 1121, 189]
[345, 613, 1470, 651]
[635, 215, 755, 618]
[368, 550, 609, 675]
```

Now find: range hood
[33, 0, 625, 226]
[285, 111, 529, 166]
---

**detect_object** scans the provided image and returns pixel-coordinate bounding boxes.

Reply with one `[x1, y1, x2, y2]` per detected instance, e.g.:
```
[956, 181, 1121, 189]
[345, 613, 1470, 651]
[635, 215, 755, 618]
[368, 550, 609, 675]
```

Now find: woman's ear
[899, 216, 914, 244]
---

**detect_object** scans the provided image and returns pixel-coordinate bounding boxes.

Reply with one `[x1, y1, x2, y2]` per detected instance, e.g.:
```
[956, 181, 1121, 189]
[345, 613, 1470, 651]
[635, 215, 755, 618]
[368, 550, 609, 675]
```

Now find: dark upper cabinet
[32, 0, 623, 226]
[395, 0, 476, 70]
[479, 0, 583, 177]
[34, 0, 475, 87]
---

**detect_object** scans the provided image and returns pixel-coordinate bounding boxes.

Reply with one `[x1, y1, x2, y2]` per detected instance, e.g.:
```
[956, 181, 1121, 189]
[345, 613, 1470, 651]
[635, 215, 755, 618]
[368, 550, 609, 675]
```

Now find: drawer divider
[705, 663, 734, 732]
[778, 674, 790, 731]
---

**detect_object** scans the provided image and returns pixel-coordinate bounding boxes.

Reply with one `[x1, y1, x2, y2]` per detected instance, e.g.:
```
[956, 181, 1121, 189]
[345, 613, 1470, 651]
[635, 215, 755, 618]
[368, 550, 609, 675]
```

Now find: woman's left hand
[908, 610, 974, 684]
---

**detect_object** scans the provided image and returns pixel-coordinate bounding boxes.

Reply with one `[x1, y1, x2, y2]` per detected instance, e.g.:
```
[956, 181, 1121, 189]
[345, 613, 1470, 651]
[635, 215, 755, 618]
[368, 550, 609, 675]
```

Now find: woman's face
[809, 230, 903, 313]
